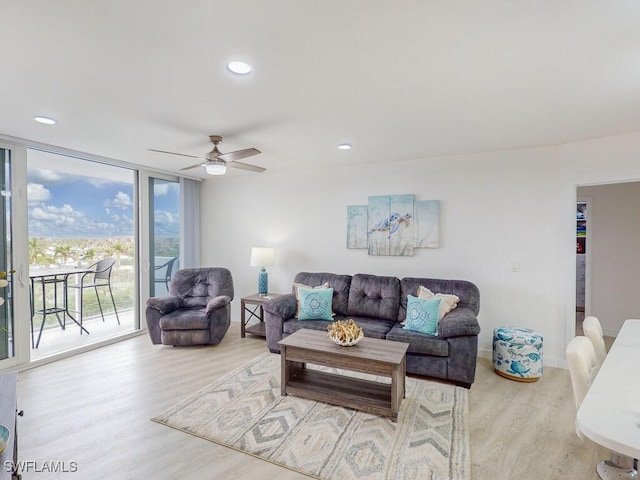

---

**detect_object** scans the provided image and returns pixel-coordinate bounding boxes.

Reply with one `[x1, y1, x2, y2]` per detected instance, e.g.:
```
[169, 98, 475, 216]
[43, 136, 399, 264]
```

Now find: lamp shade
[250, 247, 275, 267]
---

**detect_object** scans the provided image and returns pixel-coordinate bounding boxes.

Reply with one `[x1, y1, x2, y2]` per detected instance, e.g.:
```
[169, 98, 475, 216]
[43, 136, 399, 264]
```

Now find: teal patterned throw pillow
[403, 295, 441, 335]
[297, 288, 334, 321]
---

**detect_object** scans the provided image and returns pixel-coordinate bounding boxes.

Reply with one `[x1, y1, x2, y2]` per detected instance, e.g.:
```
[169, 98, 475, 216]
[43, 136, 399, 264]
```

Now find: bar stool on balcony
[154, 256, 178, 290]
[67, 257, 120, 330]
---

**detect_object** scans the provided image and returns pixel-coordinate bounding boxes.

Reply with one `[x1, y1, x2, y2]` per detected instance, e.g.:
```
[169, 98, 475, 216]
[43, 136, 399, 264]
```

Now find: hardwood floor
[13, 323, 608, 479]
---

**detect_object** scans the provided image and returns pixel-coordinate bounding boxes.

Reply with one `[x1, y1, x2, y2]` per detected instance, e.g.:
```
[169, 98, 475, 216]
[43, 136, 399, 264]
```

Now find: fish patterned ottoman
[493, 326, 543, 382]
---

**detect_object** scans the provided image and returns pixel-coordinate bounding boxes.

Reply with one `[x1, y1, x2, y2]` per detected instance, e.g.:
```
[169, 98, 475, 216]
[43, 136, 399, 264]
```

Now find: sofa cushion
[159, 308, 209, 330]
[283, 318, 333, 336]
[403, 295, 440, 335]
[297, 288, 334, 321]
[344, 316, 396, 339]
[283, 315, 395, 340]
[170, 267, 235, 309]
[293, 272, 352, 315]
[416, 285, 460, 321]
[386, 324, 449, 357]
[293, 282, 330, 317]
[347, 274, 400, 321]
[399, 277, 480, 322]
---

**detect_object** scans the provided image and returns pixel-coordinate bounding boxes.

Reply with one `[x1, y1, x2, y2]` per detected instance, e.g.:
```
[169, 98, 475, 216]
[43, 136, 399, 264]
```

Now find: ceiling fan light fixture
[33, 116, 57, 125]
[205, 162, 227, 175]
[338, 143, 352, 150]
[227, 61, 252, 75]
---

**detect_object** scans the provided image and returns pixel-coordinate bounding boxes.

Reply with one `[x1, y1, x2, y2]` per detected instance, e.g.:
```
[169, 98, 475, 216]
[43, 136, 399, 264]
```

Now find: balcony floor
[30, 309, 137, 360]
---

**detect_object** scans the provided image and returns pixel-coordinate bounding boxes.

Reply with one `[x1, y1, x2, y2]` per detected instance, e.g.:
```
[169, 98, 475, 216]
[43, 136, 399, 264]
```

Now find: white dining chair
[566, 335, 638, 479]
[565, 336, 598, 408]
[583, 316, 607, 368]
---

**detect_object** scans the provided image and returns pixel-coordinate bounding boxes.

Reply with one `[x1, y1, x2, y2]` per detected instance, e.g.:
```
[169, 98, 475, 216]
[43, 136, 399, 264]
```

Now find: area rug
[152, 352, 470, 480]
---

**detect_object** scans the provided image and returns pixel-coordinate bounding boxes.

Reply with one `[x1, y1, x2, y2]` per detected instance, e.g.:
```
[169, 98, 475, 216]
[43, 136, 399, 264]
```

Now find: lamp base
[258, 268, 268, 296]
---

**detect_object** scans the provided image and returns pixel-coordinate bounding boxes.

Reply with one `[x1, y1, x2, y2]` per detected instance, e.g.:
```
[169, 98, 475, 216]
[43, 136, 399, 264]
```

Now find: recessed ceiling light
[33, 116, 57, 125]
[338, 143, 352, 150]
[227, 61, 252, 75]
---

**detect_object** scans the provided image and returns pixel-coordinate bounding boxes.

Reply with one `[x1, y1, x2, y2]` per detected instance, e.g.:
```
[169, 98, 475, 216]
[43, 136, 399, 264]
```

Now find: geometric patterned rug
[152, 352, 470, 480]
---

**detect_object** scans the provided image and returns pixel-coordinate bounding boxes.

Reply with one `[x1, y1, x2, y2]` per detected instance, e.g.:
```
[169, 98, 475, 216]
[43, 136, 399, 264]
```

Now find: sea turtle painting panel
[367, 194, 414, 256]
[414, 200, 440, 248]
[346, 205, 368, 249]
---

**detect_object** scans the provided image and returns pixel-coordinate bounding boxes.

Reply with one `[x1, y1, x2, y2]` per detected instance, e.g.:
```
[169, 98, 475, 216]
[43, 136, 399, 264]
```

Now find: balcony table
[29, 267, 92, 348]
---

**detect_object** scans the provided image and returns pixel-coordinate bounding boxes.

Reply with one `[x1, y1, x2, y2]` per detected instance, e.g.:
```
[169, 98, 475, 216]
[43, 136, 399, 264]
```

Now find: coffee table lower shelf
[283, 366, 395, 419]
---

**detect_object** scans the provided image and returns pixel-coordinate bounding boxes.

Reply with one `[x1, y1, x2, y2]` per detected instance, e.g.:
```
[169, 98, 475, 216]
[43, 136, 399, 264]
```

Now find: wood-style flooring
[13, 323, 608, 479]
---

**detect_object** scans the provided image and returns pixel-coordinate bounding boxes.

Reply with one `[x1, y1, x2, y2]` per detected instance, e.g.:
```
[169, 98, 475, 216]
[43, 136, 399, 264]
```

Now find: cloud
[45, 204, 83, 217]
[27, 169, 74, 185]
[27, 183, 52, 204]
[154, 183, 179, 197]
[104, 191, 132, 209]
[87, 178, 117, 188]
[31, 206, 77, 226]
[154, 210, 178, 225]
[154, 184, 170, 196]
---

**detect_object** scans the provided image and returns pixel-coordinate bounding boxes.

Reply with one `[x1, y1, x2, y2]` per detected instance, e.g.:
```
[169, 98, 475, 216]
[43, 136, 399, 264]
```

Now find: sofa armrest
[438, 307, 481, 338]
[263, 294, 297, 353]
[146, 295, 183, 315]
[263, 293, 297, 319]
[206, 295, 232, 315]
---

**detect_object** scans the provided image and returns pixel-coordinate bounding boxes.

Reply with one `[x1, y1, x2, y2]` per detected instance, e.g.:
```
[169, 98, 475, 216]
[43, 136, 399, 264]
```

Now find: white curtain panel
[179, 177, 200, 268]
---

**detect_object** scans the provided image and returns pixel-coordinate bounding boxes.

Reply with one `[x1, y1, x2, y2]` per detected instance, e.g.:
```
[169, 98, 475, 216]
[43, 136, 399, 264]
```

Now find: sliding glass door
[0, 137, 194, 369]
[0, 143, 29, 371]
[0, 148, 13, 363]
[27, 149, 138, 359]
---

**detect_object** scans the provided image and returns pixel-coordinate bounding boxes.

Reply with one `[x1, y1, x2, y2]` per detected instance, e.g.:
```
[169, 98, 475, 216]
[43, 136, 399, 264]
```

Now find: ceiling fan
[148, 135, 265, 175]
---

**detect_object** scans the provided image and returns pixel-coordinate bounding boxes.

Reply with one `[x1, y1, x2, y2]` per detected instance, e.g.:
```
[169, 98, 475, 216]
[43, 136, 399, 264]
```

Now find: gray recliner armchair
[145, 267, 234, 346]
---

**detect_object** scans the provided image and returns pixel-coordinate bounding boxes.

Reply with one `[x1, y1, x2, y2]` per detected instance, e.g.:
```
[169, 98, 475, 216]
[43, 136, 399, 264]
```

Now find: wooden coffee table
[278, 329, 409, 422]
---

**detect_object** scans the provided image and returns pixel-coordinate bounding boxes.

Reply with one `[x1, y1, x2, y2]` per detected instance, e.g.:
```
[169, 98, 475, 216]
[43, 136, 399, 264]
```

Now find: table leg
[401, 355, 406, 399]
[241, 299, 246, 338]
[391, 364, 401, 422]
[280, 346, 289, 396]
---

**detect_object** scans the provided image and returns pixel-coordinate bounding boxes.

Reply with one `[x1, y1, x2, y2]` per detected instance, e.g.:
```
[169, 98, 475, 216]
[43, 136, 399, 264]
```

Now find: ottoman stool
[493, 326, 543, 382]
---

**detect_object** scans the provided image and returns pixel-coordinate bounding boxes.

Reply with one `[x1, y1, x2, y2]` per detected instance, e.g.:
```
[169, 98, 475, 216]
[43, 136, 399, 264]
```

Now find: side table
[241, 293, 281, 338]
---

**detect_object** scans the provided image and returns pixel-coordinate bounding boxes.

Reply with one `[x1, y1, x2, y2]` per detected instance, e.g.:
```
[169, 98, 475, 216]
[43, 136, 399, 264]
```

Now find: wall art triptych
[347, 195, 439, 256]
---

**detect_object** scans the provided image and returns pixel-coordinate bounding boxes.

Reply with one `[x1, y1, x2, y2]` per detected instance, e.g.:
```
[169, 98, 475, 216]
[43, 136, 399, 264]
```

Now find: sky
[27, 151, 180, 238]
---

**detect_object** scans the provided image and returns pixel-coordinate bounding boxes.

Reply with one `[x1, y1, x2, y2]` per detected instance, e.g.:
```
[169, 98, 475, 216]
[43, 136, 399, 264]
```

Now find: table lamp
[250, 247, 275, 295]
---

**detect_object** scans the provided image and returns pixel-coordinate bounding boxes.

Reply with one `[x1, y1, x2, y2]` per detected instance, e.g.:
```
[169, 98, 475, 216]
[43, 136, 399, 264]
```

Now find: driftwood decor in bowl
[327, 319, 364, 346]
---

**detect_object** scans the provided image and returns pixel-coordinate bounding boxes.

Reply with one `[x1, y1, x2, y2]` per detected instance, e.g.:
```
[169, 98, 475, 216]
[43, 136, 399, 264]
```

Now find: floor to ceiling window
[27, 149, 137, 359]
[0, 136, 194, 370]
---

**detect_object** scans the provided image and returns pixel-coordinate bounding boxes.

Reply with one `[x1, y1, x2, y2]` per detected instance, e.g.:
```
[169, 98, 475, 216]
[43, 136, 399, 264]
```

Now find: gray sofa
[263, 272, 480, 388]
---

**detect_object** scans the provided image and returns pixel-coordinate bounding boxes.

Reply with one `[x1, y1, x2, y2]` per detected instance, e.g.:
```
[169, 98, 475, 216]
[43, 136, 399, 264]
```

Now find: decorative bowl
[0, 424, 9, 454]
[327, 319, 364, 346]
[329, 330, 364, 346]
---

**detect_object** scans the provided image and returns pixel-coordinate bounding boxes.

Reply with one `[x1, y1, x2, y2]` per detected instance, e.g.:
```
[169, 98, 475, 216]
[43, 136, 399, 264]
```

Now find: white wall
[199, 131, 640, 368]
[578, 182, 640, 335]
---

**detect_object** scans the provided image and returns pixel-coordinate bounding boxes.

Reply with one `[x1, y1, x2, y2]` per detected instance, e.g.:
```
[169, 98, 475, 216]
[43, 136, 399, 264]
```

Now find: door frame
[138, 170, 181, 331]
[0, 141, 31, 371]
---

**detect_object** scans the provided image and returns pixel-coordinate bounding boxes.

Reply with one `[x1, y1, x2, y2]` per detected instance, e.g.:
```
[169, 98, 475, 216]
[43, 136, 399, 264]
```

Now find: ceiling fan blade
[148, 148, 205, 160]
[179, 162, 206, 171]
[217, 148, 261, 162]
[227, 160, 266, 173]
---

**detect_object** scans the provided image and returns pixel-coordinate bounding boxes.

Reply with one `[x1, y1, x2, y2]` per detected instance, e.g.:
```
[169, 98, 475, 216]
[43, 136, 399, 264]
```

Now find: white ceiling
[1, 1, 640, 178]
